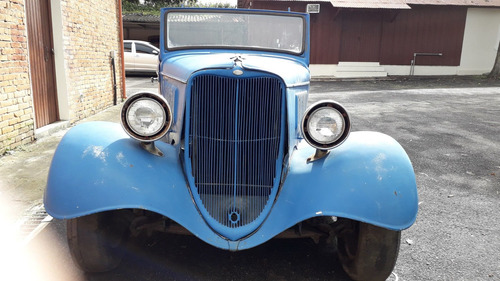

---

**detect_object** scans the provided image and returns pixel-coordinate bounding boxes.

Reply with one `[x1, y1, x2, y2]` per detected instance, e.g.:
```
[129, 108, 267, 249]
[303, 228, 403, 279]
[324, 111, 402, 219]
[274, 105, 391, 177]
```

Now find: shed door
[26, 0, 59, 128]
[340, 10, 382, 62]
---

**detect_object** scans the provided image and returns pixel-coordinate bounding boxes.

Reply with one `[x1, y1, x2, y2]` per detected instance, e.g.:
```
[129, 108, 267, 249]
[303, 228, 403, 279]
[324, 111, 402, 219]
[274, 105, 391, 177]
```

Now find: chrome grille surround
[184, 71, 285, 240]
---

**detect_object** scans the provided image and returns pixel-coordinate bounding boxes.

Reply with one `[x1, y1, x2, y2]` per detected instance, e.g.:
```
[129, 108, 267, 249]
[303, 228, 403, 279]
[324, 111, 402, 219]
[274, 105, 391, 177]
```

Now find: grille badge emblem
[229, 210, 241, 225]
[233, 69, 243, 76]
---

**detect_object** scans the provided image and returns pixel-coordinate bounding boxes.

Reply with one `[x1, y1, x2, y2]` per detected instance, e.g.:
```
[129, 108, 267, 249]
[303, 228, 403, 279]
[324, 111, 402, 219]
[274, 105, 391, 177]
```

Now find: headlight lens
[307, 107, 345, 144]
[121, 92, 172, 141]
[302, 100, 350, 150]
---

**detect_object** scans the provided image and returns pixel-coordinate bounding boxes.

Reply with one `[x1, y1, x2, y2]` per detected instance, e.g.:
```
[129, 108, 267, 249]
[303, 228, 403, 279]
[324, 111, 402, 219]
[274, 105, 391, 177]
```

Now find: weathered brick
[8, 117, 20, 125]
[1, 0, 123, 152]
[0, 119, 8, 129]
[2, 125, 14, 134]
[16, 84, 30, 91]
[1, 99, 13, 107]
[19, 114, 30, 122]
[2, 113, 14, 121]
[18, 125, 30, 134]
[3, 86, 16, 93]
[6, 104, 19, 113]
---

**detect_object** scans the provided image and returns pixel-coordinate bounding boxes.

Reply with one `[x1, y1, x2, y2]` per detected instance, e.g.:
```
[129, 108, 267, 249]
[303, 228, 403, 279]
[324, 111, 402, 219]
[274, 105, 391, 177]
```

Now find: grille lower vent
[188, 74, 284, 228]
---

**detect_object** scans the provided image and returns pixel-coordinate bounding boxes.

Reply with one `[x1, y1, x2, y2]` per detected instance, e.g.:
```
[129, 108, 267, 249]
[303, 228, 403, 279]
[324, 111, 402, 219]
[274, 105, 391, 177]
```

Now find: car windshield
[165, 11, 305, 54]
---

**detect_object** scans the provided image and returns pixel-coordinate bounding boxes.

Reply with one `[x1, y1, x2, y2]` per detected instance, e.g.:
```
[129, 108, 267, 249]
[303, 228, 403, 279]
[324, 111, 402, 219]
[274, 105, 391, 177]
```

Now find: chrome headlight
[301, 100, 350, 150]
[121, 92, 172, 142]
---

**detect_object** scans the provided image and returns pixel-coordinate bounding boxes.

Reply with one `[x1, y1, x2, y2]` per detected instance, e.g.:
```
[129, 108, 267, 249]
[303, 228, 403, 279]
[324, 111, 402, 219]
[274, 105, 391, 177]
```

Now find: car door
[124, 41, 135, 72]
[134, 42, 159, 73]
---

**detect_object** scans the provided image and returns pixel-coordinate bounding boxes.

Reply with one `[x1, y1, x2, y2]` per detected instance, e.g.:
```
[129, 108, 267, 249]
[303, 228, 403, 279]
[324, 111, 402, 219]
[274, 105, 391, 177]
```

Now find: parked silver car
[123, 40, 159, 74]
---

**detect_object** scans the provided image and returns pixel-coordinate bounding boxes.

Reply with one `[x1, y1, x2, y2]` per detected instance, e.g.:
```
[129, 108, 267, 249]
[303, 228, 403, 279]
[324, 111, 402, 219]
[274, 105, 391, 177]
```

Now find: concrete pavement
[0, 75, 159, 240]
[0, 104, 123, 238]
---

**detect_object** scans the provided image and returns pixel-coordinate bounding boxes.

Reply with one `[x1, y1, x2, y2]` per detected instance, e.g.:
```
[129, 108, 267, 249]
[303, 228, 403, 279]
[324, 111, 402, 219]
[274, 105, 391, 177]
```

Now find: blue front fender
[44, 122, 231, 249]
[237, 131, 418, 250]
[45, 122, 417, 251]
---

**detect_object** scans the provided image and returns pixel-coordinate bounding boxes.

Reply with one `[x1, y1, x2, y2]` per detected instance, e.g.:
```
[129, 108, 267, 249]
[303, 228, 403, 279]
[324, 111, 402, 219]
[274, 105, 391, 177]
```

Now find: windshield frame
[163, 9, 307, 56]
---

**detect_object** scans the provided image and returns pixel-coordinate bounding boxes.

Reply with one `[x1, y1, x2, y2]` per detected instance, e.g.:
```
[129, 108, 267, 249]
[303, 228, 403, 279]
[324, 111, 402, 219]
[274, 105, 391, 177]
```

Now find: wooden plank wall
[380, 6, 467, 66]
[25, 0, 59, 128]
[244, 2, 467, 66]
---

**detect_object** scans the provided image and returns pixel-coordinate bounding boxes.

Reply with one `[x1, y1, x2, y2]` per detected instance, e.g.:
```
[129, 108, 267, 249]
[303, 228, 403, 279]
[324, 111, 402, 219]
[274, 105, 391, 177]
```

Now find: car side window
[136, 43, 156, 55]
[124, 42, 132, 53]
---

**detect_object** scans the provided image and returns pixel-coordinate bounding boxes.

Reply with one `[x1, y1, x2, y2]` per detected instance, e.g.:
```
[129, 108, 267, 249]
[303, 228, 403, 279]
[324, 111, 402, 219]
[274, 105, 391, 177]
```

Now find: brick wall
[0, 0, 123, 154]
[0, 0, 35, 154]
[61, 0, 123, 121]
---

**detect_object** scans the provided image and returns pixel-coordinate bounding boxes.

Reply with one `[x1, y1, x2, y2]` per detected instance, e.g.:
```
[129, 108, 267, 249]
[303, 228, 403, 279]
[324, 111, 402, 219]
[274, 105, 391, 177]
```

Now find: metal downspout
[118, 0, 126, 100]
[410, 53, 443, 76]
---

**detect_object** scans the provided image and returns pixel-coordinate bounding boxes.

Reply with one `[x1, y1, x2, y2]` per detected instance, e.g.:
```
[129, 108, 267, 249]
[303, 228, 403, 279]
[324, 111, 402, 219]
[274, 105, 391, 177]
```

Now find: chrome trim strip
[161, 72, 187, 84]
[287, 81, 310, 88]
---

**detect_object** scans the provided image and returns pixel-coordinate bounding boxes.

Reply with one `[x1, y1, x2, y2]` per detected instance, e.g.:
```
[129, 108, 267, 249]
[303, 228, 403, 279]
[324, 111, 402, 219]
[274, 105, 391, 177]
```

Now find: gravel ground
[310, 78, 500, 281]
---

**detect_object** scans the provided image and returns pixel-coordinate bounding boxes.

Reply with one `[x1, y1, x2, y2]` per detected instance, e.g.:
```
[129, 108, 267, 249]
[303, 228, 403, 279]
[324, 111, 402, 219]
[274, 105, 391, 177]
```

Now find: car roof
[124, 40, 155, 46]
[124, 40, 159, 50]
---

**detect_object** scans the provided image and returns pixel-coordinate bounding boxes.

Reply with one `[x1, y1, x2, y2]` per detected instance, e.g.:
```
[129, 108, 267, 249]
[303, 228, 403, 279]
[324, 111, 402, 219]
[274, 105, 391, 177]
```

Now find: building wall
[123, 23, 160, 46]
[379, 7, 500, 76]
[243, 1, 500, 77]
[0, 0, 34, 153]
[459, 8, 500, 75]
[380, 6, 467, 66]
[58, 0, 124, 122]
[0, 0, 124, 154]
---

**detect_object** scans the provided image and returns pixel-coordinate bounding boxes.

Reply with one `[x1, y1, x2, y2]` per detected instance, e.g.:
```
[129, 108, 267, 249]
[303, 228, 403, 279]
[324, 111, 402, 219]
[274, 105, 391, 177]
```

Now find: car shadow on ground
[86, 232, 351, 281]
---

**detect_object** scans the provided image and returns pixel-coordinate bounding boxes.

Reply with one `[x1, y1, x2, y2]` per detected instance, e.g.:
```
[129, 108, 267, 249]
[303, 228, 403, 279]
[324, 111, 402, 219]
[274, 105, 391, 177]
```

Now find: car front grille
[187, 74, 284, 229]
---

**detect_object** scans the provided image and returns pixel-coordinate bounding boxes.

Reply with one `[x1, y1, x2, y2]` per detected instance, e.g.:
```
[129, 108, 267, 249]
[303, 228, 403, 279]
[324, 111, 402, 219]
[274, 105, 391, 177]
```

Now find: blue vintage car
[44, 8, 418, 281]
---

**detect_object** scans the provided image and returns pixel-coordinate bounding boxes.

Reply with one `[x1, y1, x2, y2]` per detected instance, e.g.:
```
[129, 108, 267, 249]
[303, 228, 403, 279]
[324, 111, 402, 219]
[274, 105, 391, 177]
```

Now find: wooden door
[340, 10, 383, 62]
[26, 0, 59, 128]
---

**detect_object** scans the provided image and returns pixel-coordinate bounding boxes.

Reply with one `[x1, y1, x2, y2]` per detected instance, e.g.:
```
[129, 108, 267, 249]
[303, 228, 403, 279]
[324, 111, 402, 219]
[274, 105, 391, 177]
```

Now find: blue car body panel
[44, 122, 232, 249]
[44, 122, 418, 250]
[159, 52, 310, 87]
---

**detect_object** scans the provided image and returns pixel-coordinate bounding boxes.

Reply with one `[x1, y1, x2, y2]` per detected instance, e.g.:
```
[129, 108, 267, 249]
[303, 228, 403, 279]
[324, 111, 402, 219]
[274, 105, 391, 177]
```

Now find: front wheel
[336, 219, 401, 281]
[67, 211, 130, 273]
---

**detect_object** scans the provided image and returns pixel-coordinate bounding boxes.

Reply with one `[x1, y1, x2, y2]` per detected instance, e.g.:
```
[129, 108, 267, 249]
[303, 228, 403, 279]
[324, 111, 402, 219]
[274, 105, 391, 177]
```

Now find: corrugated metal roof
[167, 13, 246, 23]
[329, 0, 410, 9]
[249, 0, 500, 7]
[123, 14, 160, 23]
[253, 0, 411, 8]
[406, 0, 500, 6]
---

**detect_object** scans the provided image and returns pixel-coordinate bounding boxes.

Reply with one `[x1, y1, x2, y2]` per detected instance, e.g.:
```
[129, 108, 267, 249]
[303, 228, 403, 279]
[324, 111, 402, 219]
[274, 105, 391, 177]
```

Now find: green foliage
[122, 0, 234, 15]
[195, 2, 234, 8]
[122, 0, 190, 14]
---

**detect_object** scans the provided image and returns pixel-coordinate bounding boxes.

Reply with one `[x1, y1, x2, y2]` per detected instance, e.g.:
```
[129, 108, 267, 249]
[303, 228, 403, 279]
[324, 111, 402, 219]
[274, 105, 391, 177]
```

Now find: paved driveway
[310, 83, 500, 280]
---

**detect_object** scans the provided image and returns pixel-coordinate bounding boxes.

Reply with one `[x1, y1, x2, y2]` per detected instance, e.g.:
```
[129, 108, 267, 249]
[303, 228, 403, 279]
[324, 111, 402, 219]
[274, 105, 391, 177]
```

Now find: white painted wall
[309, 64, 338, 77]
[384, 65, 458, 76]
[458, 8, 500, 75]
[50, 1, 70, 121]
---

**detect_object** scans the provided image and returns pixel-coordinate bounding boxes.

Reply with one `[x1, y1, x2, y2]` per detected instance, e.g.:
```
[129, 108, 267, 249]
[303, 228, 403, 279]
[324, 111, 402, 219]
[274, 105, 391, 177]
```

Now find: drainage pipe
[118, 0, 126, 100]
[110, 50, 117, 106]
[410, 53, 443, 76]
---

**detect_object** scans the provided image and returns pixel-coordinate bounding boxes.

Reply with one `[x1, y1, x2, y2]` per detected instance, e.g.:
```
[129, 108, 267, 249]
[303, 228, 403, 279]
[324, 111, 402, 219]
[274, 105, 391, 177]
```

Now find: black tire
[336, 219, 401, 281]
[67, 211, 130, 273]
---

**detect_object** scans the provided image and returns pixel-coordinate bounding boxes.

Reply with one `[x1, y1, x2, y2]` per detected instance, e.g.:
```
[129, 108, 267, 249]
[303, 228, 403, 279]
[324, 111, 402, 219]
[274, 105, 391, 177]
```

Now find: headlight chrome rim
[120, 92, 172, 142]
[301, 100, 350, 150]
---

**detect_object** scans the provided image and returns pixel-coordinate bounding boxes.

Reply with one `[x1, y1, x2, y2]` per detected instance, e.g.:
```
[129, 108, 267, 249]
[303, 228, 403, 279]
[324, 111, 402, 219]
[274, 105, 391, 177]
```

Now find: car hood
[160, 52, 309, 87]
